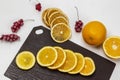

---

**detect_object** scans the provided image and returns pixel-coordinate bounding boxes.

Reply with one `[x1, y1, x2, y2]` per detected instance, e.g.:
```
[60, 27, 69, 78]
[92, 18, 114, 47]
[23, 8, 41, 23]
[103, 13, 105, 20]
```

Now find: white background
[0, 0, 120, 80]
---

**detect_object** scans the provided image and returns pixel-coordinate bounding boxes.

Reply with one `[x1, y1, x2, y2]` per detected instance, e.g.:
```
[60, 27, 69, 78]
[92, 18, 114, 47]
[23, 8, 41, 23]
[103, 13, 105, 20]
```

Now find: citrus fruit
[80, 57, 96, 76]
[68, 53, 85, 74]
[37, 46, 58, 67]
[51, 23, 71, 43]
[16, 51, 35, 70]
[48, 11, 68, 26]
[47, 8, 61, 18]
[48, 46, 66, 69]
[45, 8, 61, 27]
[42, 8, 69, 29]
[50, 16, 69, 28]
[103, 36, 120, 59]
[82, 21, 107, 46]
[42, 9, 50, 27]
[58, 50, 77, 72]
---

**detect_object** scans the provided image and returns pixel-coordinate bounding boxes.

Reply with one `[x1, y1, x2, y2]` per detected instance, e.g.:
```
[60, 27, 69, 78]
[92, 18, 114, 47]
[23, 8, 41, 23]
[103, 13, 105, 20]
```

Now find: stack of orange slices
[42, 8, 71, 43]
[37, 46, 96, 76]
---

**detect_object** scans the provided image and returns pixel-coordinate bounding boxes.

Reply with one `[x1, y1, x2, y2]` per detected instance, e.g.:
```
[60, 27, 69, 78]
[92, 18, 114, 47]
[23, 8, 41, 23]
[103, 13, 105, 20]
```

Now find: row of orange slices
[15, 46, 96, 76]
[42, 8, 71, 43]
[37, 46, 96, 76]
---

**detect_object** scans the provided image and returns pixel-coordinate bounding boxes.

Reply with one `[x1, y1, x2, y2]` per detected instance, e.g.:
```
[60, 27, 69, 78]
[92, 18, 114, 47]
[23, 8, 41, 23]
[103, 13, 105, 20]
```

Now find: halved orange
[37, 46, 58, 67]
[80, 57, 96, 76]
[68, 53, 85, 74]
[48, 46, 66, 69]
[50, 16, 69, 28]
[51, 23, 71, 43]
[103, 36, 120, 59]
[48, 11, 68, 26]
[16, 51, 35, 70]
[58, 50, 77, 72]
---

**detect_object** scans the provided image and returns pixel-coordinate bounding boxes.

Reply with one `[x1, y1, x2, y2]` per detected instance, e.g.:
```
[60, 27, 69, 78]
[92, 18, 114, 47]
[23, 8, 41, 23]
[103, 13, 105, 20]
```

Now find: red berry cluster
[75, 20, 83, 32]
[11, 19, 24, 33]
[35, 3, 42, 11]
[0, 0, 40, 43]
[0, 18, 34, 42]
[0, 34, 20, 42]
[0, 19, 26, 42]
[74, 6, 83, 32]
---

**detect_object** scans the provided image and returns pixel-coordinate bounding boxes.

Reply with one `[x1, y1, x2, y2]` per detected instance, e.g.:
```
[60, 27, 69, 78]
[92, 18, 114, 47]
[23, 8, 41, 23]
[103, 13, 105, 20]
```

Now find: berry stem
[36, 0, 39, 3]
[75, 6, 80, 20]
[24, 19, 35, 22]
[29, 0, 39, 3]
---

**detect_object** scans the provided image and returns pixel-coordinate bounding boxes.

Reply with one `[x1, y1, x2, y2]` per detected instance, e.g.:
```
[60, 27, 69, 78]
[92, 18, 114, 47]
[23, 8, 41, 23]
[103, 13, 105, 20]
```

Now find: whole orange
[82, 21, 107, 46]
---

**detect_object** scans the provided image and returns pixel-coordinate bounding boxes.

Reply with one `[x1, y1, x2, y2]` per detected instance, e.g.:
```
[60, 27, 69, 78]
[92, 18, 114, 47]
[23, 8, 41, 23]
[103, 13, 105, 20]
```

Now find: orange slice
[80, 57, 96, 76]
[42, 8, 50, 27]
[50, 16, 69, 28]
[48, 11, 68, 26]
[51, 23, 71, 43]
[68, 53, 85, 74]
[48, 46, 66, 69]
[47, 8, 61, 18]
[16, 51, 35, 70]
[103, 36, 120, 59]
[58, 50, 77, 72]
[37, 46, 58, 67]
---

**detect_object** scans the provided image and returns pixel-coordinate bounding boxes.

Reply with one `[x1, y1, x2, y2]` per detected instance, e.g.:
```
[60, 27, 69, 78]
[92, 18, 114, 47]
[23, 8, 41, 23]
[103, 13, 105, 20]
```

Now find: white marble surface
[0, 0, 120, 80]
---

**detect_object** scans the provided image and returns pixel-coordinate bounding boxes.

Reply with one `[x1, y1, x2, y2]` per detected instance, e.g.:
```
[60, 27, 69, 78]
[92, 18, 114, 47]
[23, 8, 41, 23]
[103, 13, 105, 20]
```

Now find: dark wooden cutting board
[4, 26, 116, 80]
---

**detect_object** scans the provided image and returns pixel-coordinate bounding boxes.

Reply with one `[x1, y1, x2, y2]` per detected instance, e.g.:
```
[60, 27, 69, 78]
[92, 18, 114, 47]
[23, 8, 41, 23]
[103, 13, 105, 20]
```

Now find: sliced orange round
[37, 46, 58, 67]
[58, 50, 77, 72]
[48, 11, 68, 26]
[42, 8, 50, 27]
[47, 8, 61, 18]
[16, 51, 35, 70]
[48, 46, 66, 69]
[51, 23, 71, 43]
[80, 57, 96, 76]
[68, 53, 85, 74]
[50, 16, 69, 28]
[103, 36, 120, 59]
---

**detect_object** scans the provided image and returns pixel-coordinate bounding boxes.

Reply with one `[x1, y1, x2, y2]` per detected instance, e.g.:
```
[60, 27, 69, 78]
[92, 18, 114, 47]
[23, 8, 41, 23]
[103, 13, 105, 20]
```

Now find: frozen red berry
[74, 6, 83, 32]
[11, 19, 34, 33]
[0, 34, 20, 42]
[35, 3, 42, 11]
[75, 20, 83, 32]
[29, 0, 42, 12]
[11, 19, 24, 33]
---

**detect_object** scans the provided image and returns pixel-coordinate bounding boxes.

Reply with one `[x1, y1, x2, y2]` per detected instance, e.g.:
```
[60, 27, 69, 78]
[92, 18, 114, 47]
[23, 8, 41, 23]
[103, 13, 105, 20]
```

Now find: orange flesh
[104, 38, 120, 57]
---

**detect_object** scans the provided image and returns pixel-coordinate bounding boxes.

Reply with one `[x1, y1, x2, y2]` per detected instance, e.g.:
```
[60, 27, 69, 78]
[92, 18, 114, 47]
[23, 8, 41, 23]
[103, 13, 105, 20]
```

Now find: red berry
[0, 34, 20, 42]
[35, 3, 42, 11]
[18, 19, 24, 26]
[13, 22, 19, 26]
